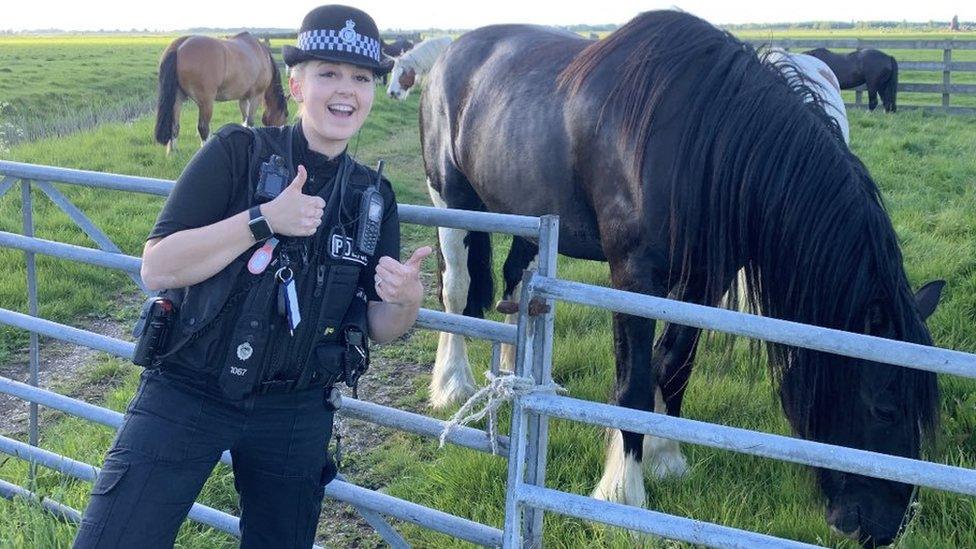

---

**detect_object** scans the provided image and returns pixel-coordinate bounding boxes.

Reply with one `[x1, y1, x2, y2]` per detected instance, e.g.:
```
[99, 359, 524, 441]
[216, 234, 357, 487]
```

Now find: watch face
[249, 217, 273, 240]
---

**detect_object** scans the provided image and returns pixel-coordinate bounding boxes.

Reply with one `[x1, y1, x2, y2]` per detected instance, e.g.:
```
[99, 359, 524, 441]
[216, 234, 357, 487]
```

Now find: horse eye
[874, 404, 899, 423]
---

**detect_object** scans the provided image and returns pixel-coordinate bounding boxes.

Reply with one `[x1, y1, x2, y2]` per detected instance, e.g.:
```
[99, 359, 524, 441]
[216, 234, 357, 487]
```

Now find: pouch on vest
[295, 265, 361, 387]
[217, 274, 278, 399]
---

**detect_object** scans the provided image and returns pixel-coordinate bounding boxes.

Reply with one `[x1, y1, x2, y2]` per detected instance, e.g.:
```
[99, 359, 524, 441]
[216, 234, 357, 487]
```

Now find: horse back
[422, 26, 608, 259]
[175, 33, 268, 99]
[804, 48, 862, 88]
[856, 48, 896, 81]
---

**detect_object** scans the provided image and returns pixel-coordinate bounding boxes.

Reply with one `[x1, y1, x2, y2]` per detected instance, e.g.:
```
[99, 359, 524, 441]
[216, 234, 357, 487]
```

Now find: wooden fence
[747, 39, 976, 115]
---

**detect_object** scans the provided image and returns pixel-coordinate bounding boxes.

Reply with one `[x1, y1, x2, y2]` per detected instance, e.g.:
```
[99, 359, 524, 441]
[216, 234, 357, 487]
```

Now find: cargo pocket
[310, 343, 346, 387]
[92, 459, 129, 495]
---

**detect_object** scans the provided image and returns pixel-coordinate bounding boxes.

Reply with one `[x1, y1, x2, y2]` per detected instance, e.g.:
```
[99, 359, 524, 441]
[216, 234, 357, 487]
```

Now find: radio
[356, 160, 385, 255]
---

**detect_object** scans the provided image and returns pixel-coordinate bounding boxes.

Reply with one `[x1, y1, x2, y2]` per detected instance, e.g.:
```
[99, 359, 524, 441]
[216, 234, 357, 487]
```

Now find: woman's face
[290, 60, 375, 157]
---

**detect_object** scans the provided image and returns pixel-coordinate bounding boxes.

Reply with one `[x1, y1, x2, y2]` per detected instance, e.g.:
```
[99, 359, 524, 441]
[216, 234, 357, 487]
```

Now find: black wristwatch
[248, 205, 274, 242]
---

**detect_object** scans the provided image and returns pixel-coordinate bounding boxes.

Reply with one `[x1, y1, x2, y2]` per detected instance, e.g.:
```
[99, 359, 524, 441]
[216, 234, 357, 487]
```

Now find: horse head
[785, 280, 944, 546]
[387, 61, 416, 100]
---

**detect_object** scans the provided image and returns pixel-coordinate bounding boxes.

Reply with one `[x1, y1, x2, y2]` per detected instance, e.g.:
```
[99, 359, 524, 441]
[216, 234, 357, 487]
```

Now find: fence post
[502, 271, 537, 547]
[942, 41, 952, 110]
[519, 215, 559, 548]
[21, 180, 39, 481]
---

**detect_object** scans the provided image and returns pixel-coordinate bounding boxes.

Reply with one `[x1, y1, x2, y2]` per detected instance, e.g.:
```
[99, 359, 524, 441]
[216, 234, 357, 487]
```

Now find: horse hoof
[429, 377, 476, 410]
[646, 450, 689, 479]
[593, 430, 648, 507]
[643, 435, 690, 480]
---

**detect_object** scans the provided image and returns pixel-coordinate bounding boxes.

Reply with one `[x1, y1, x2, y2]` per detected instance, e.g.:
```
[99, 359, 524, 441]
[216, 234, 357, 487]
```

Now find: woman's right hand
[260, 165, 325, 237]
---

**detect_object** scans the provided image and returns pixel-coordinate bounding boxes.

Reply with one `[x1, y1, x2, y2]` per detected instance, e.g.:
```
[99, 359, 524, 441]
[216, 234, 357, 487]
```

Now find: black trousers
[72, 368, 335, 549]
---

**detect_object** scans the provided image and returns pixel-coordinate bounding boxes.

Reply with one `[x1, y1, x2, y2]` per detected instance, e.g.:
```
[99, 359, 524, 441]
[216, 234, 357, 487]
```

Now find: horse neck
[407, 38, 449, 73]
[751, 165, 901, 331]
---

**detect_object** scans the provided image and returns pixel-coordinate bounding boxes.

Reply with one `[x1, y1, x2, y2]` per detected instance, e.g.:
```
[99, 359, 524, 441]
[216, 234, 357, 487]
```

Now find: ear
[288, 77, 303, 103]
[914, 279, 946, 321]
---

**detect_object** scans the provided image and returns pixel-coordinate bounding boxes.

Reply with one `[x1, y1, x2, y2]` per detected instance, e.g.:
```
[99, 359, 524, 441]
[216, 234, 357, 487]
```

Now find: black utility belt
[253, 327, 369, 395]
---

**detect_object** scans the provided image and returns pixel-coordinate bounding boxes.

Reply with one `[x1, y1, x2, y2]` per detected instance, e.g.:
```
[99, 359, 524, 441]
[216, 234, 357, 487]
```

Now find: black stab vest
[156, 125, 376, 397]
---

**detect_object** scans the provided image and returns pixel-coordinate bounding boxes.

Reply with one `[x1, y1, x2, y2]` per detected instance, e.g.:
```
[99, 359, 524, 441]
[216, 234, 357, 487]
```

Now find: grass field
[1, 28, 975, 548]
[0, 36, 175, 144]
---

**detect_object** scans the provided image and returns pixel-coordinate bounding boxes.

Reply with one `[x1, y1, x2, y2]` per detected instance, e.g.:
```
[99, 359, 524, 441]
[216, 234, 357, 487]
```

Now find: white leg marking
[592, 429, 647, 508]
[428, 181, 476, 408]
[643, 387, 689, 479]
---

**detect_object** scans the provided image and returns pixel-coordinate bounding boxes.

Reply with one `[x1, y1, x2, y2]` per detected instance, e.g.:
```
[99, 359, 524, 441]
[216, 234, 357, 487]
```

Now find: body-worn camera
[256, 154, 290, 202]
[132, 297, 175, 366]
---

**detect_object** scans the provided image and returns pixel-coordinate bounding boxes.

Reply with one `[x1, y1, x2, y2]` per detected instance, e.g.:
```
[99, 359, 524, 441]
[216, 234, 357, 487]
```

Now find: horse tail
[265, 50, 288, 119]
[884, 56, 898, 112]
[463, 231, 494, 318]
[154, 38, 186, 145]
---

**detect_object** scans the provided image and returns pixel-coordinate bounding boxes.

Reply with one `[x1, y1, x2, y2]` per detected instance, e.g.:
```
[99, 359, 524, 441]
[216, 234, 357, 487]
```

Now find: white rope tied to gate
[438, 371, 565, 455]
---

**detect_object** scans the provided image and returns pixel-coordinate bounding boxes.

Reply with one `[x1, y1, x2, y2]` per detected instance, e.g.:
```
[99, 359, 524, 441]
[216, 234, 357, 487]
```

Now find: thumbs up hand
[374, 246, 433, 306]
[260, 165, 326, 237]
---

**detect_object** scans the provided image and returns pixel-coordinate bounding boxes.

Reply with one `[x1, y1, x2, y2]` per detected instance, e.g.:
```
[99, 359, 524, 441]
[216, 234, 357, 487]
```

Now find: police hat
[282, 5, 389, 74]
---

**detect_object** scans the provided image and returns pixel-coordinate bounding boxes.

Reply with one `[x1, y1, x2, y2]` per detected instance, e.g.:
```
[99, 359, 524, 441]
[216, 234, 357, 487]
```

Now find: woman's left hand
[374, 246, 433, 307]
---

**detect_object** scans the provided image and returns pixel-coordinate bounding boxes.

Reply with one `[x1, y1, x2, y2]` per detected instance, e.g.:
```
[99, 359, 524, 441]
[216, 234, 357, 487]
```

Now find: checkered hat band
[297, 29, 380, 63]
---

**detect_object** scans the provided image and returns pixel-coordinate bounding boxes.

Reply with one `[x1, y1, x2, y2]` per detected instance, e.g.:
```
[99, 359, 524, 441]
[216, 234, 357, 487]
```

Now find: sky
[3, 0, 975, 32]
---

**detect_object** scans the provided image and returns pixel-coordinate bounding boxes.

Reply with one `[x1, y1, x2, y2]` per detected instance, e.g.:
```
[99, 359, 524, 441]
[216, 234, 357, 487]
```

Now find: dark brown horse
[154, 32, 288, 154]
[805, 48, 899, 112]
[421, 11, 942, 546]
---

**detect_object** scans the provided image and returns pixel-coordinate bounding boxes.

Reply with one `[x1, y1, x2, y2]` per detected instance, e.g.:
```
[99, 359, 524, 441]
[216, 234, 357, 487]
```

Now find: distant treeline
[721, 20, 975, 31]
[6, 20, 975, 36]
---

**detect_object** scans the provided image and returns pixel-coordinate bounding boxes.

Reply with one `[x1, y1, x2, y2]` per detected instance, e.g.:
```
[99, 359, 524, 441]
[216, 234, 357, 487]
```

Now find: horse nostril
[827, 505, 861, 537]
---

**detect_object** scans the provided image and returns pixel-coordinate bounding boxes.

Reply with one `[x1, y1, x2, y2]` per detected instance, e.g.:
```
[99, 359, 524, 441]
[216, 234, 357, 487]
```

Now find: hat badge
[339, 20, 357, 44]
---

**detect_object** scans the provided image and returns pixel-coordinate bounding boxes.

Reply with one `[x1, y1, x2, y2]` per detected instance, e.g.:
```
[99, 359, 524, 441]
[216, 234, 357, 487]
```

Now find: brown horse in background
[154, 32, 288, 154]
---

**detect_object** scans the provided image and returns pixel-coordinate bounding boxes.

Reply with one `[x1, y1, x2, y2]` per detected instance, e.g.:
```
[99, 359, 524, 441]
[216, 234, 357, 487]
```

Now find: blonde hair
[289, 62, 308, 117]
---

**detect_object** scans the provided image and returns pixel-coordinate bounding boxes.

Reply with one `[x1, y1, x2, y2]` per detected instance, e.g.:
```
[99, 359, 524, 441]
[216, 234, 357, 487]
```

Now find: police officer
[73, 5, 431, 548]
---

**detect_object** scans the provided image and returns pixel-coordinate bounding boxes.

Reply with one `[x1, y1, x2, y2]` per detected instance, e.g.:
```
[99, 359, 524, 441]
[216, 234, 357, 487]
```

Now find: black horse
[421, 11, 943, 547]
[805, 48, 899, 112]
[383, 37, 415, 58]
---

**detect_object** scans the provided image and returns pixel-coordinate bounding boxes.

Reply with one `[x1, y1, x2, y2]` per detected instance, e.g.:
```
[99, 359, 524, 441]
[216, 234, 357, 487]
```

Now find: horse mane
[264, 49, 288, 119]
[559, 10, 938, 441]
[396, 36, 453, 73]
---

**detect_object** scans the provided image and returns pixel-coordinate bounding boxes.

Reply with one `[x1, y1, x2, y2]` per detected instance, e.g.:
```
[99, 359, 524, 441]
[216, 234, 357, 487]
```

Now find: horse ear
[914, 279, 946, 321]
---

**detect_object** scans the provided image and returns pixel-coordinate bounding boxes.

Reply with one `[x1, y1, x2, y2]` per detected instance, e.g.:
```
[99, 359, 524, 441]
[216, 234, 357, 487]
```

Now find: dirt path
[0, 318, 129, 437]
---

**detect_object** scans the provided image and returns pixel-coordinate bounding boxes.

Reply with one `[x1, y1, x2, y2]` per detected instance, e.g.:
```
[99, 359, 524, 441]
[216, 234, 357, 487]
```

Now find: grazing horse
[383, 37, 415, 58]
[805, 48, 899, 112]
[387, 36, 453, 100]
[379, 38, 414, 86]
[154, 32, 288, 155]
[421, 11, 943, 546]
[765, 48, 849, 144]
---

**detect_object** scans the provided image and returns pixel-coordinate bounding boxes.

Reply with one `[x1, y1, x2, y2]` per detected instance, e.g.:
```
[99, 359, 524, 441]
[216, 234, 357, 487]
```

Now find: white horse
[387, 36, 453, 100]
[766, 48, 850, 144]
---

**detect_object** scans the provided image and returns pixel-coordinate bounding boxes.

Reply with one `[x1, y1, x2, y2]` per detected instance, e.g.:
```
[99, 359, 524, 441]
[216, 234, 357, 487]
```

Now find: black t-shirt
[149, 120, 400, 301]
[148, 122, 400, 381]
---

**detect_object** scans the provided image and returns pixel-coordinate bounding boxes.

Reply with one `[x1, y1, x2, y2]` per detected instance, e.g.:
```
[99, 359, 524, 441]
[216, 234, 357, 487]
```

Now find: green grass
[0, 36, 176, 144]
[1, 34, 975, 548]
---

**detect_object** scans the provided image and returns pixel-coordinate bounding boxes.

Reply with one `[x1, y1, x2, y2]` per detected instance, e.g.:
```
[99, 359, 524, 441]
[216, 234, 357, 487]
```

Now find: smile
[327, 104, 355, 117]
